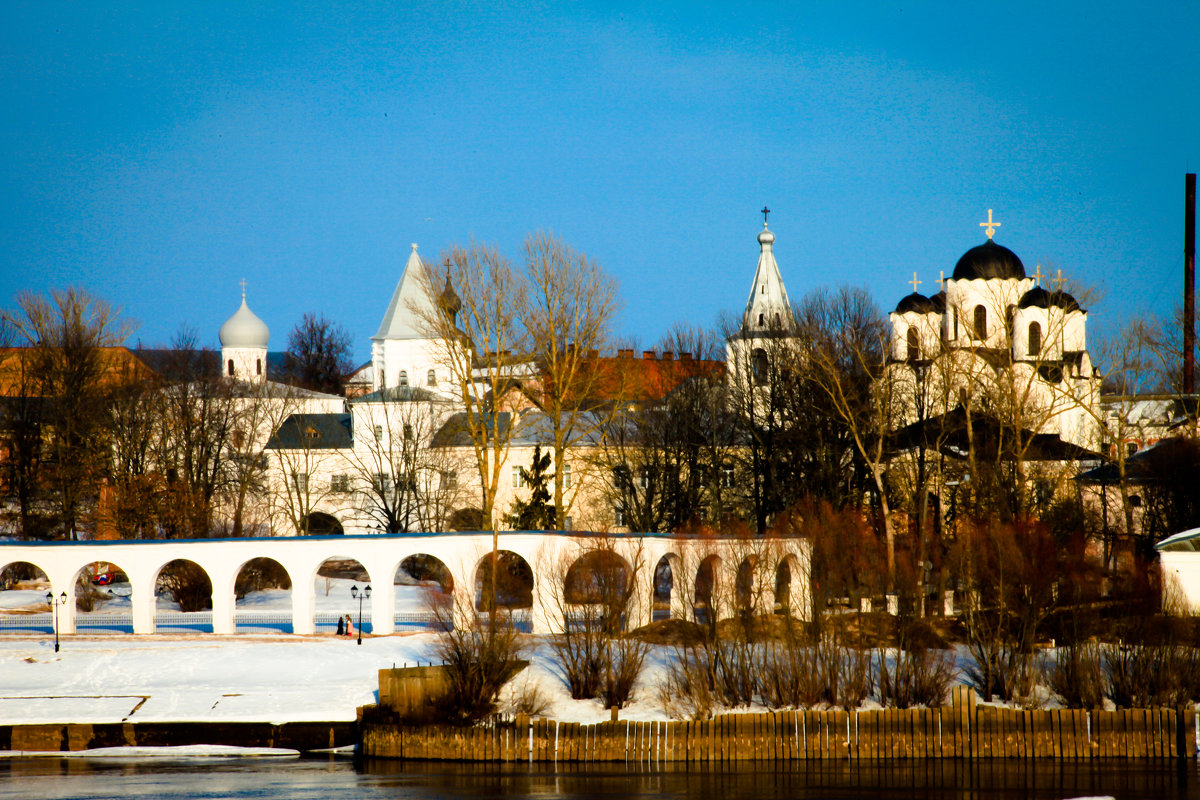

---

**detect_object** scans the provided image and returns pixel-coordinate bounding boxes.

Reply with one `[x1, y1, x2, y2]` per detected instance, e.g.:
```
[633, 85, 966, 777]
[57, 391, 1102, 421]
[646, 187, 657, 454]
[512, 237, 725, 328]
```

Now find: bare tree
[521, 232, 621, 528]
[283, 312, 354, 395]
[797, 287, 897, 578]
[2, 288, 134, 539]
[418, 242, 528, 529]
[346, 391, 466, 532]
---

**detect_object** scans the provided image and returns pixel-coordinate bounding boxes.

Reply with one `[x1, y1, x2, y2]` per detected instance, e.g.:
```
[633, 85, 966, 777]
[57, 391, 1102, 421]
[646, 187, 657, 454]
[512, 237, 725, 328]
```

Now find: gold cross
[1032, 264, 1045, 286]
[939, 270, 945, 287]
[1053, 269, 1067, 290]
[979, 209, 1002, 240]
[908, 272, 922, 293]
[239, 278, 248, 301]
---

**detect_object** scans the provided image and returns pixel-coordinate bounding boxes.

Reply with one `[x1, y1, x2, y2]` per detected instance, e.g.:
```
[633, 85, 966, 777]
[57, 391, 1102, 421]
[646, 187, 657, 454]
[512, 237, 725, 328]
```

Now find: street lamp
[350, 584, 371, 646]
[45, 591, 67, 653]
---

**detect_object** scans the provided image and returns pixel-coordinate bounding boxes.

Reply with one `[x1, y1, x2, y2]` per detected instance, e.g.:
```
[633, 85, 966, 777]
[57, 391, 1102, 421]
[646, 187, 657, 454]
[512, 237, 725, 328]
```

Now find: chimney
[618, 349, 633, 358]
[662, 351, 674, 361]
[680, 352, 693, 361]
[1186, 173, 1196, 395]
[642, 350, 656, 360]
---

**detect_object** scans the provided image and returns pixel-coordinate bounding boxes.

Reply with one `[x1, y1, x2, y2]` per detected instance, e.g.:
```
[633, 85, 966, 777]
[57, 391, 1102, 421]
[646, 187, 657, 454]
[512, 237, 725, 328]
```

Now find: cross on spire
[909, 271, 923, 293]
[239, 278, 247, 301]
[1053, 269, 1067, 290]
[761, 206, 771, 225]
[939, 270, 946, 287]
[979, 209, 1002, 240]
[1032, 264, 1045, 286]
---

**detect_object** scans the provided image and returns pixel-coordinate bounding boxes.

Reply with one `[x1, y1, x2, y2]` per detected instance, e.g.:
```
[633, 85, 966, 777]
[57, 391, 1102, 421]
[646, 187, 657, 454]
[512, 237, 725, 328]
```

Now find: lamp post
[350, 584, 371, 646]
[46, 591, 67, 653]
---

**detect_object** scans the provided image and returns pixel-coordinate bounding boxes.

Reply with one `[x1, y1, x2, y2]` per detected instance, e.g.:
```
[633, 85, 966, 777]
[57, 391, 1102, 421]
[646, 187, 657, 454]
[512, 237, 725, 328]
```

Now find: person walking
[336, 615, 345, 636]
[344, 614, 354, 637]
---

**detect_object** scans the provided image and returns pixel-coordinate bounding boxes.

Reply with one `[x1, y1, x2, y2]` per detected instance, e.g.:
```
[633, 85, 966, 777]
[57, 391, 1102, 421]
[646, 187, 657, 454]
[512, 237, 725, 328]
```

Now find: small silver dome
[219, 298, 270, 349]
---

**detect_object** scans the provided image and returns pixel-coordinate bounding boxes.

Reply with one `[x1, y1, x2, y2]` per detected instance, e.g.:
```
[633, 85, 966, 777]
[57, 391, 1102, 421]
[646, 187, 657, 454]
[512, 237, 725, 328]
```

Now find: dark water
[2, 756, 1199, 800]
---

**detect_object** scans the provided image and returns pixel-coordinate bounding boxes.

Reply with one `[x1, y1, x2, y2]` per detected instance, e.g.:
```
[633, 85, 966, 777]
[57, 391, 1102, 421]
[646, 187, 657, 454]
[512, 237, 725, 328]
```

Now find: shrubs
[430, 598, 526, 725]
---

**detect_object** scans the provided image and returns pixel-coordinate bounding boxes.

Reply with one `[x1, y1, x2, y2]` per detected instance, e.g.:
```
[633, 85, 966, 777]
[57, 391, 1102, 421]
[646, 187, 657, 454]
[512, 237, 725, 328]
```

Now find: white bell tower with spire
[726, 208, 797, 391]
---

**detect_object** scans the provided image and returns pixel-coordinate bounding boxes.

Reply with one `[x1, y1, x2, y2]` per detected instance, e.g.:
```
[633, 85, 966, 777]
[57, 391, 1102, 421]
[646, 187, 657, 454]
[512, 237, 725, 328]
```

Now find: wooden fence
[360, 704, 1198, 762]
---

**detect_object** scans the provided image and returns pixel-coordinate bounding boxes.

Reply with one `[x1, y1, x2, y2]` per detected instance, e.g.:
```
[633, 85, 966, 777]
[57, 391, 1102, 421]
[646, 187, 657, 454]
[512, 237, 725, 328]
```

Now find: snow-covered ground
[0, 582, 674, 727]
[0, 632, 675, 727]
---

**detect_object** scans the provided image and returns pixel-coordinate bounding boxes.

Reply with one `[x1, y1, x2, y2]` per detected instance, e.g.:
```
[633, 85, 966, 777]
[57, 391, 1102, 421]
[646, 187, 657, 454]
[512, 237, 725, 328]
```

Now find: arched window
[906, 327, 920, 361]
[973, 305, 987, 339]
[757, 313, 765, 327]
[427, 369, 437, 386]
[751, 348, 768, 386]
[256, 358, 262, 376]
[398, 370, 409, 387]
[1028, 321, 1042, 357]
[227, 359, 235, 377]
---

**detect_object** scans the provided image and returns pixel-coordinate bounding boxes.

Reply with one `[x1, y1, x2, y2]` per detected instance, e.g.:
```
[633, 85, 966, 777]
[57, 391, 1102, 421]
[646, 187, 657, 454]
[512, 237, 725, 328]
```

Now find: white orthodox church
[884, 211, 1103, 462]
[725, 211, 795, 391]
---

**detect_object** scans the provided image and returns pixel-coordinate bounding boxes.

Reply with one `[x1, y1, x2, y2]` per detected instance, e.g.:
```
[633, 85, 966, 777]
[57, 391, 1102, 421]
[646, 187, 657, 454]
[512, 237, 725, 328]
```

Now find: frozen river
[1, 756, 1198, 800]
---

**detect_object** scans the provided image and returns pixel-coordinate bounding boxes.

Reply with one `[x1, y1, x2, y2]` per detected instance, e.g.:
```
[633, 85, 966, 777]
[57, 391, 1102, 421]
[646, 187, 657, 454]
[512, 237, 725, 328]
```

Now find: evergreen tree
[504, 445, 556, 530]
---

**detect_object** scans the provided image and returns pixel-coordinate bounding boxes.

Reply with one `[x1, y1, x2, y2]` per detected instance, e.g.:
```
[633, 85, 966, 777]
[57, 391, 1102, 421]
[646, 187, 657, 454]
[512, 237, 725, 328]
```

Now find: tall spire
[742, 214, 793, 333]
[373, 243, 438, 341]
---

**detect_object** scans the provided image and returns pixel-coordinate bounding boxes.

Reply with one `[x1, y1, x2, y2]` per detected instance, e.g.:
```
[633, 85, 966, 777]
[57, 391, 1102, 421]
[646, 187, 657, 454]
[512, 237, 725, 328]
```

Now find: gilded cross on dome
[1032, 264, 1045, 286]
[909, 272, 922, 293]
[1053, 269, 1067, 290]
[979, 209, 1002, 240]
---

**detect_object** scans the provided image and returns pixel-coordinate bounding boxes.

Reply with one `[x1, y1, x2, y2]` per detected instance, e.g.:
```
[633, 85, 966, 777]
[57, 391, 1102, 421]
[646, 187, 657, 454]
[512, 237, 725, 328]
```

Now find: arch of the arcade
[0, 533, 810, 636]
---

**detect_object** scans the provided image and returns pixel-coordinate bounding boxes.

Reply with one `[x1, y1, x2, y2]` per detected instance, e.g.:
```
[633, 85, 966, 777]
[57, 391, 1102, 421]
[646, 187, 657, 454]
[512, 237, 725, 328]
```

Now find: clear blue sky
[2, 2, 1197, 363]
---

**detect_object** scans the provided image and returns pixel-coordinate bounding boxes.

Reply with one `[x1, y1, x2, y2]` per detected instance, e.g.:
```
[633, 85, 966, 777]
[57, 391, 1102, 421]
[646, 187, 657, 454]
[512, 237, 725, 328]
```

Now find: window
[512, 466, 524, 488]
[256, 358, 262, 376]
[973, 305, 987, 339]
[1126, 441, 1139, 458]
[398, 370, 409, 387]
[372, 473, 391, 493]
[373, 424, 383, 443]
[330, 474, 351, 493]
[403, 423, 413, 440]
[227, 359, 235, 377]
[440, 471, 458, 491]
[293, 472, 309, 493]
[1028, 321, 1042, 357]
[564, 516, 573, 531]
[720, 465, 735, 489]
[906, 327, 919, 361]
[427, 369, 437, 386]
[562, 463, 572, 489]
[751, 348, 768, 386]
[758, 313, 765, 327]
[639, 468, 650, 490]
[614, 508, 625, 527]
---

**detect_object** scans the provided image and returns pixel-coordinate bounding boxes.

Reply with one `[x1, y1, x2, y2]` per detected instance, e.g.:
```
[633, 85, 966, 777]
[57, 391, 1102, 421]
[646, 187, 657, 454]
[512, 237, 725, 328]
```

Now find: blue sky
[2, 2, 1196, 363]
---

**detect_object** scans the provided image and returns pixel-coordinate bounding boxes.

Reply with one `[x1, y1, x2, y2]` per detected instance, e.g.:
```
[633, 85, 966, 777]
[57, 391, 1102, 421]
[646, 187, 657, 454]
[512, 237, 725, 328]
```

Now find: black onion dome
[1051, 290, 1081, 312]
[1019, 286, 1082, 312]
[895, 292, 935, 314]
[438, 276, 462, 317]
[952, 239, 1026, 280]
[930, 290, 947, 313]
[1018, 286, 1052, 309]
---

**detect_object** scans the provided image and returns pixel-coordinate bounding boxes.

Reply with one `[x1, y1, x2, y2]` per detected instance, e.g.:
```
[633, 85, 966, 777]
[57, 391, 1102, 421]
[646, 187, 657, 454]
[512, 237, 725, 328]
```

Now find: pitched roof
[265, 413, 353, 450]
[373, 243, 437, 341]
[741, 223, 793, 334]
